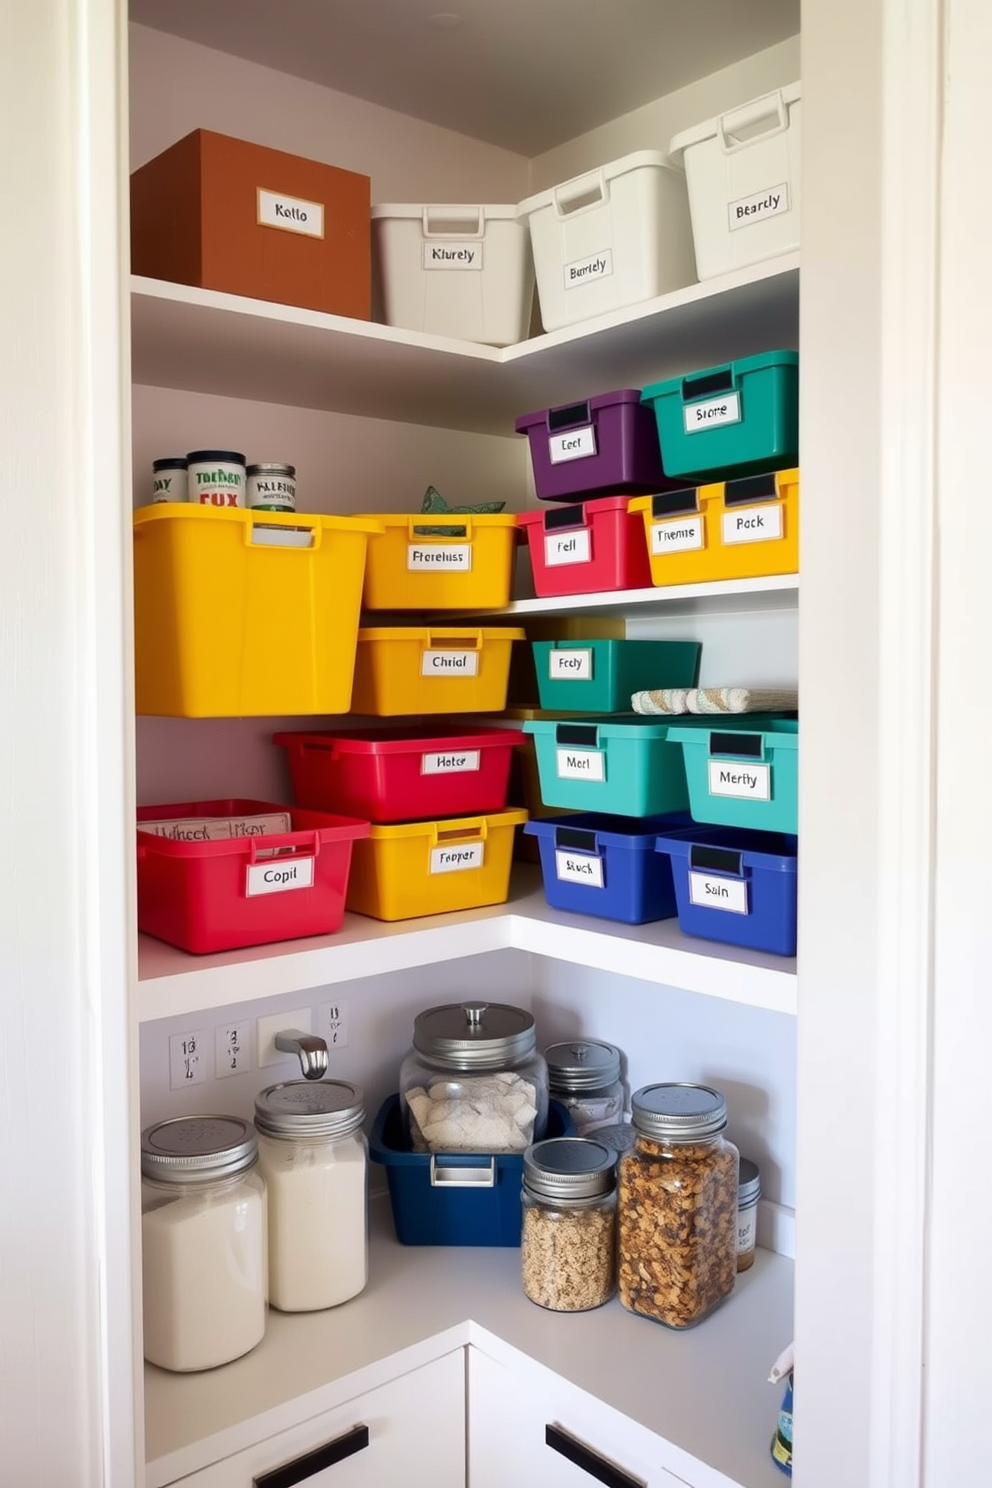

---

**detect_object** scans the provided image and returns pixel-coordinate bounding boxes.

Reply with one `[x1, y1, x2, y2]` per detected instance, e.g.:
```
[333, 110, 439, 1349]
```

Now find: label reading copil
[422, 242, 483, 270]
[728, 183, 790, 232]
[257, 188, 324, 239]
[421, 650, 480, 677]
[721, 504, 783, 545]
[683, 392, 742, 435]
[544, 529, 592, 566]
[650, 515, 704, 555]
[707, 759, 771, 801]
[408, 544, 472, 572]
[421, 750, 481, 775]
[555, 849, 604, 888]
[555, 748, 605, 782]
[563, 249, 614, 289]
[548, 426, 596, 465]
[429, 840, 484, 874]
[688, 870, 749, 915]
[245, 857, 315, 897]
[548, 649, 593, 681]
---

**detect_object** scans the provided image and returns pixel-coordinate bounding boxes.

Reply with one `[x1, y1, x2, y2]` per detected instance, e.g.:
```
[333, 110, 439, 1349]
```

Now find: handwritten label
[728, 183, 790, 232]
[549, 426, 596, 465]
[422, 242, 483, 270]
[563, 249, 614, 288]
[544, 528, 592, 566]
[556, 748, 605, 782]
[707, 759, 771, 801]
[421, 650, 480, 677]
[246, 856, 315, 896]
[721, 503, 784, 545]
[421, 750, 481, 775]
[430, 840, 484, 874]
[555, 849, 604, 888]
[548, 649, 593, 681]
[689, 871, 749, 915]
[408, 543, 472, 571]
[650, 515, 704, 555]
[257, 188, 324, 239]
[683, 391, 741, 434]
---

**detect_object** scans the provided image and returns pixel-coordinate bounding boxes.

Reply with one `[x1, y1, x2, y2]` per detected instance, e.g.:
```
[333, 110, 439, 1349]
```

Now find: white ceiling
[128, 0, 800, 156]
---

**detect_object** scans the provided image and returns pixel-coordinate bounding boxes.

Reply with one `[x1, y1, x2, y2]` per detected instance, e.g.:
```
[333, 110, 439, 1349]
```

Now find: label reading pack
[555, 849, 604, 888]
[556, 748, 605, 782]
[421, 750, 481, 775]
[651, 515, 705, 555]
[245, 856, 315, 897]
[544, 528, 592, 567]
[689, 871, 749, 914]
[548, 649, 593, 681]
[407, 544, 472, 572]
[257, 188, 325, 239]
[684, 392, 742, 434]
[421, 649, 480, 677]
[563, 249, 614, 289]
[721, 503, 784, 546]
[430, 840, 484, 874]
[707, 759, 771, 801]
[728, 182, 790, 232]
[548, 426, 596, 465]
[423, 241, 483, 270]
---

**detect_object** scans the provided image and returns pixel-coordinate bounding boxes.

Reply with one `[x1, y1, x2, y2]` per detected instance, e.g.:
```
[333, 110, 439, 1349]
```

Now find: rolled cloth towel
[632, 686, 799, 715]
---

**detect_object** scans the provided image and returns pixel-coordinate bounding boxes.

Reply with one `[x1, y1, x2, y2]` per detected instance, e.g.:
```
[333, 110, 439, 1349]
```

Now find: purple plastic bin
[515, 388, 682, 503]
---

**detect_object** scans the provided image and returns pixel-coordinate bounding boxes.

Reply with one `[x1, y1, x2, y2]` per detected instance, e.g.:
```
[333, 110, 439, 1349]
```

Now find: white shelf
[145, 1196, 794, 1488]
[137, 867, 797, 1020]
[452, 573, 799, 621]
[130, 255, 799, 434]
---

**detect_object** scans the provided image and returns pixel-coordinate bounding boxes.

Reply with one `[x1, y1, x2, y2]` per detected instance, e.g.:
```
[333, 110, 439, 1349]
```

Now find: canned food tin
[152, 457, 188, 504]
[187, 449, 246, 508]
[247, 462, 297, 512]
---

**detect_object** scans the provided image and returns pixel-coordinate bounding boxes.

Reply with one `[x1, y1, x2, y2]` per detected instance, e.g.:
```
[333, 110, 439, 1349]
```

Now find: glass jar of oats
[521, 1137, 616, 1312]
[617, 1083, 739, 1329]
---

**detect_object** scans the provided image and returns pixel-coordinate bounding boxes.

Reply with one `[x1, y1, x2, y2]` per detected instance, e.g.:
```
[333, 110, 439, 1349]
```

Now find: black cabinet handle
[545, 1423, 647, 1488]
[254, 1425, 369, 1487]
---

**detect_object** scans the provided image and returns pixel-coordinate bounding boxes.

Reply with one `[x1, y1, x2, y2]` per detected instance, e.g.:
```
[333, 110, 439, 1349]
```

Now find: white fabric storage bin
[516, 151, 694, 333]
[371, 203, 535, 346]
[669, 83, 802, 281]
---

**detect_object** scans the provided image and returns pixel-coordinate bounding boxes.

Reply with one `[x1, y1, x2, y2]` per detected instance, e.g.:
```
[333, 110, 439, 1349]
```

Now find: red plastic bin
[136, 798, 369, 954]
[517, 497, 653, 598]
[274, 727, 525, 824]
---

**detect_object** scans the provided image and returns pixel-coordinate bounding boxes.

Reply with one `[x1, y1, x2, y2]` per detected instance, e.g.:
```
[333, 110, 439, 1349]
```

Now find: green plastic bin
[523, 716, 707, 816]
[641, 349, 799, 481]
[532, 638, 701, 714]
[666, 715, 798, 833]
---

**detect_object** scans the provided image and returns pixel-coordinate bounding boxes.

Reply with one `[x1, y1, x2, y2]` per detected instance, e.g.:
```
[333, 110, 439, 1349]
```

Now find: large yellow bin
[628, 467, 799, 588]
[346, 808, 527, 920]
[351, 627, 526, 715]
[133, 506, 382, 717]
[360, 513, 519, 610]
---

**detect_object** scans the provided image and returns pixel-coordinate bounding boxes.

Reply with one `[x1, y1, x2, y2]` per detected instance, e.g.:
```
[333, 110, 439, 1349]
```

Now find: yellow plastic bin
[346, 808, 527, 920]
[133, 506, 383, 717]
[360, 513, 519, 610]
[351, 627, 526, 715]
[628, 468, 798, 588]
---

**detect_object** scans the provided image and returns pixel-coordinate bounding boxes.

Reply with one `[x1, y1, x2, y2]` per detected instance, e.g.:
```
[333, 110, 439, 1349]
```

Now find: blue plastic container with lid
[666, 715, 798, 834]
[524, 812, 693, 924]
[654, 824, 798, 956]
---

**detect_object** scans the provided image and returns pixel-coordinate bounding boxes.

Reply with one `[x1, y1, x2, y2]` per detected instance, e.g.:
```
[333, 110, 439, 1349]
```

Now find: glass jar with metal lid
[545, 1039, 624, 1136]
[617, 1083, 739, 1329]
[521, 1137, 616, 1312]
[737, 1156, 761, 1272]
[254, 1078, 368, 1313]
[246, 462, 297, 512]
[399, 1000, 548, 1153]
[140, 1114, 267, 1372]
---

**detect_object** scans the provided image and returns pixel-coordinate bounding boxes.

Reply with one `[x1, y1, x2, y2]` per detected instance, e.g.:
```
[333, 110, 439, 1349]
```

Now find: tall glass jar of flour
[140, 1115, 267, 1372]
[254, 1080, 368, 1313]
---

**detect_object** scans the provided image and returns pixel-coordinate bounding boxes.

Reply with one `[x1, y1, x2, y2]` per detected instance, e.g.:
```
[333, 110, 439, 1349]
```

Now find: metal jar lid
[254, 1079, 365, 1139]
[523, 1137, 616, 1200]
[412, 1001, 536, 1069]
[738, 1156, 761, 1203]
[246, 462, 296, 477]
[630, 1082, 728, 1142]
[186, 449, 246, 464]
[141, 1115, 258, 1184]
[545, 1040, 621, 1092]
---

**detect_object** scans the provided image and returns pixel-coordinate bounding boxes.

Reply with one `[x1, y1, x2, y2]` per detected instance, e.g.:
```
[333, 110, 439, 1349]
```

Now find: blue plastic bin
[370, 1095, 574, 1246]
[667, 715, 798, 834]
[523, 715, 714, 816]
[655, 825, 798, 956]
[524, 812, 693, 924]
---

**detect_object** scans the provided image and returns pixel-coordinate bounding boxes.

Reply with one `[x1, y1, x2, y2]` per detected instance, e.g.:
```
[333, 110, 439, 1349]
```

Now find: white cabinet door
[179, 1349, 465, 1488]
[468, 1347, 691, 1488]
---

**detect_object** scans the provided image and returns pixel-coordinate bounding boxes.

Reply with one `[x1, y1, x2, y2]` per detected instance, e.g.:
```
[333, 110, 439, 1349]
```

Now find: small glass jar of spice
[521, 1137, 616, 1312]
[617, 1083, 739, 1329]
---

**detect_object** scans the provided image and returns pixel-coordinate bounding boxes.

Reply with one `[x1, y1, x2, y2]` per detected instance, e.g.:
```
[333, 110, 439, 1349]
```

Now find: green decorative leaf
[415, 484, 506, 534]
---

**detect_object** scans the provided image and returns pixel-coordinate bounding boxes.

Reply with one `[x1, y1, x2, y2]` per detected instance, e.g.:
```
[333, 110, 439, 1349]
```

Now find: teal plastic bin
[532, 638, 701, 714]
[667, 716, 798, 833]
[523, 716, 705, 816]
[641, 349, 799, 481]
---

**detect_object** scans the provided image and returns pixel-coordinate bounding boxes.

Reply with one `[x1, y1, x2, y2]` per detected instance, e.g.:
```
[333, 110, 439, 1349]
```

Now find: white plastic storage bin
[371, 203, 535, 346]
[669, 83, 802, 281]
[516, 151, 695, 332]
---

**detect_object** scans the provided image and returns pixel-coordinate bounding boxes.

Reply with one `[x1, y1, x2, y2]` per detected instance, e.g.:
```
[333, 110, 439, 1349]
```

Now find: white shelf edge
[447, 573, 799, 622]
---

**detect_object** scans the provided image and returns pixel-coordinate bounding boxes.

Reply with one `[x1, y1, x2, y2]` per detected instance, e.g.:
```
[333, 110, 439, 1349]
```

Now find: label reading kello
[548, 426, 596, 465]
[430, 840, 484, 874]
[407, 544, 472, 572]
[257, 188, 324, 239]
[555, 849, 604, 888]
[728, 182, 790, 232]
[563, 249, 614, 289]
[423, 242, 482, 270]
[544, 528, 592, 566]
[548, 649, 593, 681]
[651, 515, 704, 555]
[246, 856, 315, 897]
[707, 759, 771, 800]
[556, 748, 605, 782]
[721, 504, 783, 545]
[421, 750, 480, 775]
[684, 392, 742, 434]
[689, 870, 749, 915]
[421, 649, 480, 677]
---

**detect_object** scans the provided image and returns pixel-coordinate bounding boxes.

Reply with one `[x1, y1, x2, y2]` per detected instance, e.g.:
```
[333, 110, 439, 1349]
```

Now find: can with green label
[247, 463, 297, 513]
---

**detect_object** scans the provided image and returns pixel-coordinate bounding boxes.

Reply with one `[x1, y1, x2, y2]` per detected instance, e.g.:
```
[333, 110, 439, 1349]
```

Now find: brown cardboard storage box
[131, 129, 371, 319]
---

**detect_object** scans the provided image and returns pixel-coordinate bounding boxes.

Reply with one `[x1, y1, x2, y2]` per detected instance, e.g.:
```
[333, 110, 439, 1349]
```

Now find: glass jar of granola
[617, 1083, 739, 1329]
[520, 1137, 616, 1312]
